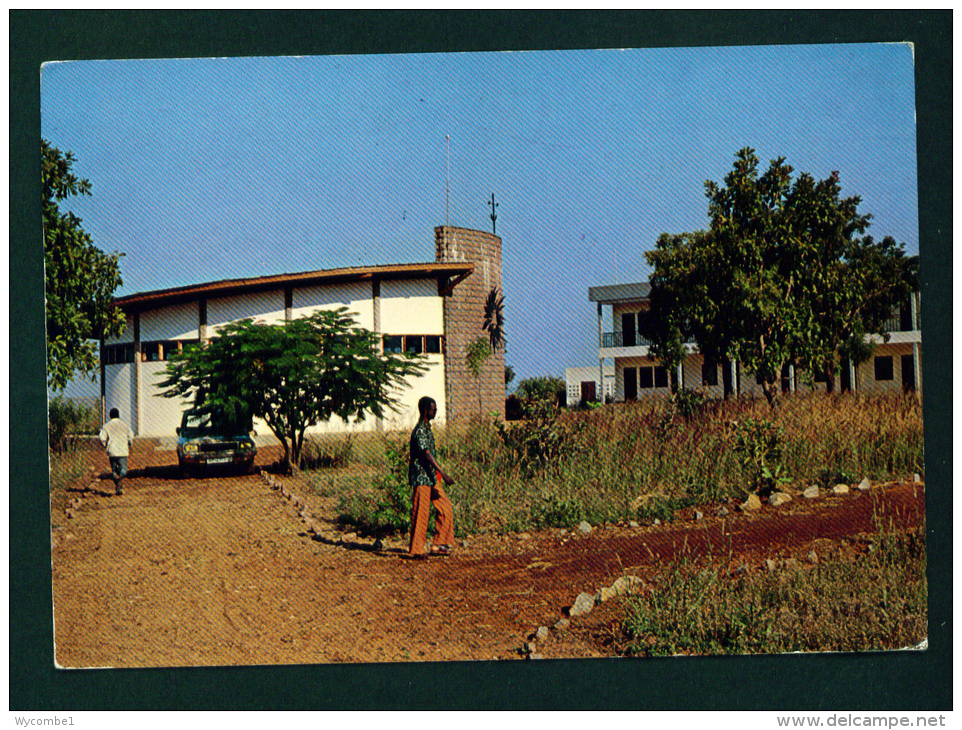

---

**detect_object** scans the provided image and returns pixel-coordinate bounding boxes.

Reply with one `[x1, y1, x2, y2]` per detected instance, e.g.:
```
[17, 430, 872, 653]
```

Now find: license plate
[207, 456, 231, 465]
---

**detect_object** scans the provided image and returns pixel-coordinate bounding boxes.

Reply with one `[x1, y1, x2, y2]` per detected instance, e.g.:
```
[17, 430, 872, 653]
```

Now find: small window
[425, 335, 442, 354]
[653, 366, 668, 388]
[702, 362, 718, 387]
[404, 336, 424, 354]
[103, 343, 134, 365]
[874, 356, 894, 381]
[624, 367, 638, 401]
[639, 366, 654, 389]
[383, 335, 403, 354]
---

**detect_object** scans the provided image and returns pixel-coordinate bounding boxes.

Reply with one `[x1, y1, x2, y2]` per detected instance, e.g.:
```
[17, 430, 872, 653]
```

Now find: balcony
[601, 331, 654, 348]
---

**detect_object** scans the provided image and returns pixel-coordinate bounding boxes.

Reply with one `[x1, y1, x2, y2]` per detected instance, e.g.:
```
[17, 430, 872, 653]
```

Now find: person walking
[99, 408, 134, 495]
[407, 396, 456, 559]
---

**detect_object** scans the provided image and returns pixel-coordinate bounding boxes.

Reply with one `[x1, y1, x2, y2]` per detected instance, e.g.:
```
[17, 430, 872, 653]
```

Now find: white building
[588, 282, 922, 401]
[565, 364, 615, 406]
[102, 226, 506, 437]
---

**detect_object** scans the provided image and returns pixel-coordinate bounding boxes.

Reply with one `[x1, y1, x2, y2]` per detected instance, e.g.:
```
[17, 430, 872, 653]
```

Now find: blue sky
[41, 43, 919, 390]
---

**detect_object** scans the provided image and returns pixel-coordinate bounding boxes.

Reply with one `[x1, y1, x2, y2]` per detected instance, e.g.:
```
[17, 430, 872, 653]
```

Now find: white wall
[380, 279, 443, 335]
[291, 282, 374, 330]
[141, 361, 192, 436]
[208, 291, 286, 332]
[103, 363, 134, 424]
[141, 301, 199, 341]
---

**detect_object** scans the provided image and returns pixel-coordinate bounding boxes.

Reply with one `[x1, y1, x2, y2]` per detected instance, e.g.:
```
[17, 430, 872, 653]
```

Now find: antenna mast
[445, 134, 450, 228]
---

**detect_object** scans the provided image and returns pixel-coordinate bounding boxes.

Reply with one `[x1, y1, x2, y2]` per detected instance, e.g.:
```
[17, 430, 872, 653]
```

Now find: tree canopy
[42, 139, 126, 391]
[160, 309, 427, 472]
[643, 147, 914, 405]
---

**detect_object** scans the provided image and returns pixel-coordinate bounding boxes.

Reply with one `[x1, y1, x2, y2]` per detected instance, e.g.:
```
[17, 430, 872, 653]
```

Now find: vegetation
[42, 139, 126, 391]
[466, 337, 493, 416]
[621, 522, 926, 656]
[335, 392, 923, 535]
[159, 309, 426, 473]
[513, 375, 566, 415]
[48, 396, 99, 453]
[643, 148, 916, 406]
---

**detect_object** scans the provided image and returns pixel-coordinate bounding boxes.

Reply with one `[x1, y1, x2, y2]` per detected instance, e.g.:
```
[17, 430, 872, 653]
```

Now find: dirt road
[50, 441, 925, 667]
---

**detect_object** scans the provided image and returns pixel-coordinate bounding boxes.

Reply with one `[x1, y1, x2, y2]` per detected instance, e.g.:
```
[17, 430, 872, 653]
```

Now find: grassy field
[323, 391, 924, 536]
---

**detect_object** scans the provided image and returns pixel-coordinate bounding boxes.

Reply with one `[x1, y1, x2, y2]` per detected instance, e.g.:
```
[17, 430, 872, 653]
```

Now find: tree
[504, 364, 516, 387]
[482, 286, 506, 351]
[160, 309, 427, 473]
[466, 336, 492, 416]
[514, 375, 566, 416]
[42, 139, 126, 391]
[644, 148, 913, 406]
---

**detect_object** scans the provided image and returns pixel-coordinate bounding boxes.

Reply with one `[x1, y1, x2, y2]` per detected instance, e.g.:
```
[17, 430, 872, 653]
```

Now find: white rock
[802, 486, 820, 499]
[832, 484, 850, 495]
[652, 518, 661, 526]
[529, 653, 545, 660]
[770, 492, 792, 507]
[857, 478, 871, 491]
[717, 506, 730, 516]
[914, 473, 921, 483]
[569, 592, 595, 617]
[553, 618, 570, 631]
[766, 558, 778, 572]
[741, 494, 762, 512]
[595, 586, 617, 603]
[807, 550, 819, 564]
[694, 511, 704, 521]
[629, 521, 640, 528]
[536, 626, 549, 642]
[612, 575, 644, 596]
[577, 521, 592, 534]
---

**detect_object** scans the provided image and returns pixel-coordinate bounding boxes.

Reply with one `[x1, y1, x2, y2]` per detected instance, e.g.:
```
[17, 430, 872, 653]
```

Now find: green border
[11, 10, 952, 710]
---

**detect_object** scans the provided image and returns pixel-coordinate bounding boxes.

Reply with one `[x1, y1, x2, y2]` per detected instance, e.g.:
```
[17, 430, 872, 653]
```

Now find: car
[176, 408, 257, 476]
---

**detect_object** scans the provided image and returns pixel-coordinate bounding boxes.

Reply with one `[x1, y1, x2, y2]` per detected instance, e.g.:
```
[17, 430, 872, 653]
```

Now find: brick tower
[435, 226, 506, 421]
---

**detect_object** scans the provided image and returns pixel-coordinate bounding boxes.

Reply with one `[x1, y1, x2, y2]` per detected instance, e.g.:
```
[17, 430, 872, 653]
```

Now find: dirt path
[50, 441, 925, 667]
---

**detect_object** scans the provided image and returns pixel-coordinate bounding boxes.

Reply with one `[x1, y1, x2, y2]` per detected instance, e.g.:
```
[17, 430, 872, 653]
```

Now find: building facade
[588, 282, 922, 402]
[565, 364, 615, 407]
[102, 226, 505, 437]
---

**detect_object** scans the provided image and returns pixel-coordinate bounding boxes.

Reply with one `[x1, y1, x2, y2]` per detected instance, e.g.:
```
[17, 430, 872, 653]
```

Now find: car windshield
[181, 410, 250, 435]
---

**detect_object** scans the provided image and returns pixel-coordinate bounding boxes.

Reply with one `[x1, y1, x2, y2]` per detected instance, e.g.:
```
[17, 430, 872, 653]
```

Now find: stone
[536, 626, 549, 642]
[553, 618, 570, 631]
[765, 558, 778, 572]
[694, 510, 704, 521]
[770, 492, 792, 507]
[741, 494, 762, 512]
[569, 592, 595, 617]
[832, 484, 850, 495]
[629, 521, 640, 528]
[807, 550, 819, 564]
[576, 521, 592, 535]
[517, 532, 531, 541]
[802, 486, 820, 499]
[525, 641, 537, 653]
[717, 506, 730, 516]
[595, 586, 617, 603]
[652, 518, 661, 526]
[857, 477, 871, 491]
[611, 575, 644, 596]
[528, 653, 545, 660]
[914, 473, 921, 483]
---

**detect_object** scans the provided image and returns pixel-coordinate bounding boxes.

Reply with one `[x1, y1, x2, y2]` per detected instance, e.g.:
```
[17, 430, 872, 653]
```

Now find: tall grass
[621, 522, 927, 656]
[332, 392, 923, 536]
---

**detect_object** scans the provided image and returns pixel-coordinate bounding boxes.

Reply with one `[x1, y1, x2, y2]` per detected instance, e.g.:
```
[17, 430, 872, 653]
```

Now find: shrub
[48, 396, 98, 452]
[299, 434, 356, 470]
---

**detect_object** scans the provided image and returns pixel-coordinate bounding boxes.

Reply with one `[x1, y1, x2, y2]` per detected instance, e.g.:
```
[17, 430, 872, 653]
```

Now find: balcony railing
[601, 332, 697, 348]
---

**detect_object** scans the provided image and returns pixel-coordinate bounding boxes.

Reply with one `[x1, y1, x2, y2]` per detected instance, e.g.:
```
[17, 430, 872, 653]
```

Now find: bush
[48, 396, 98, 452]
[337, 440, 420, 537]
[299, 434, 355, 470]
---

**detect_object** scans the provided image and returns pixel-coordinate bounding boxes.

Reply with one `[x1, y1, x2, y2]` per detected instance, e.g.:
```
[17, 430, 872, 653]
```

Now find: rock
[770, 492, 792, 507]
[517, 532, 531, 541]
[784, 558, 798, 569]
[553, 618, 570, 631]
[372, 538, 384, 551]
[807, 550, 819, 564]
[914, 473, 921, 483]
[611, 575, 644, 596]
[802, 486, 820, 499]
[568, 592, 595, 617]
[595, 586, 617, 603]
[741, 494, 762, 512]
[536, 626, 549, 642]
[629, 521, 640, 528]
[528, 653, 545, 660]
[576, 521, 592, 535]
[832, 484, 850, 495]
[765, 558, 778, 572]
[717, 506, 730, 516]
[857, 477, 871, 491]
[694, 511, 704, 521]
[652, 518, 661, 526]
[525, 641, 537, 653]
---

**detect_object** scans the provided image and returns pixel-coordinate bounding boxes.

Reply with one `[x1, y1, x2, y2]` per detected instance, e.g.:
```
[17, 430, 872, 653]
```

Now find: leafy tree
[644, 148, 913, 406]
[42, 139, 126, 391]
[514, 375, 566, 417]
[466, 336, 492, 416]
[504, 364, 516, 387]
[482, 287, 506, 351]
[160, 309, 427, 473]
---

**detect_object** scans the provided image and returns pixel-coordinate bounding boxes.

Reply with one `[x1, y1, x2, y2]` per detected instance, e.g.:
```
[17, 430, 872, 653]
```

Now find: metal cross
[488, 193, 499, 234]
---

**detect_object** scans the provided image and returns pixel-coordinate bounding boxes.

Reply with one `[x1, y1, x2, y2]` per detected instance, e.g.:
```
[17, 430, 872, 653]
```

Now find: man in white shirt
[98, 408, 134, 495]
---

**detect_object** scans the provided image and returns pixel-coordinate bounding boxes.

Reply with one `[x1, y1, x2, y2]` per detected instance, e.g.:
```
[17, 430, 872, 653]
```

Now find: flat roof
[114, 261, 475, 312]
[588, 282, 651, 304]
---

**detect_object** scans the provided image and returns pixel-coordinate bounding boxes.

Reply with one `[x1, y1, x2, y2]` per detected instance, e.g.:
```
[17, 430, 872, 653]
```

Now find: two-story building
[588, 282, 922, 402]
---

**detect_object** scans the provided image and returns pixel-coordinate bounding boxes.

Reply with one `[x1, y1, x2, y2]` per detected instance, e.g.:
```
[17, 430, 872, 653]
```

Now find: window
[702, 361, 718, 387]
[653, 366, 668, 388]
[103, 343, 134, 365]
[404, 335, 423, 354]
[425, 335, 442, 354]
[874, 356, 894, 381]
[383, 335, 403, 354]
[140, 340, 193, 362]
[639, 366, 654, 389]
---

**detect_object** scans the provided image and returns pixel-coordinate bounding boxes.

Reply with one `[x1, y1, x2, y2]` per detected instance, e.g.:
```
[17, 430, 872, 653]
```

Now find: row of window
[382, 335, 444, 355]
